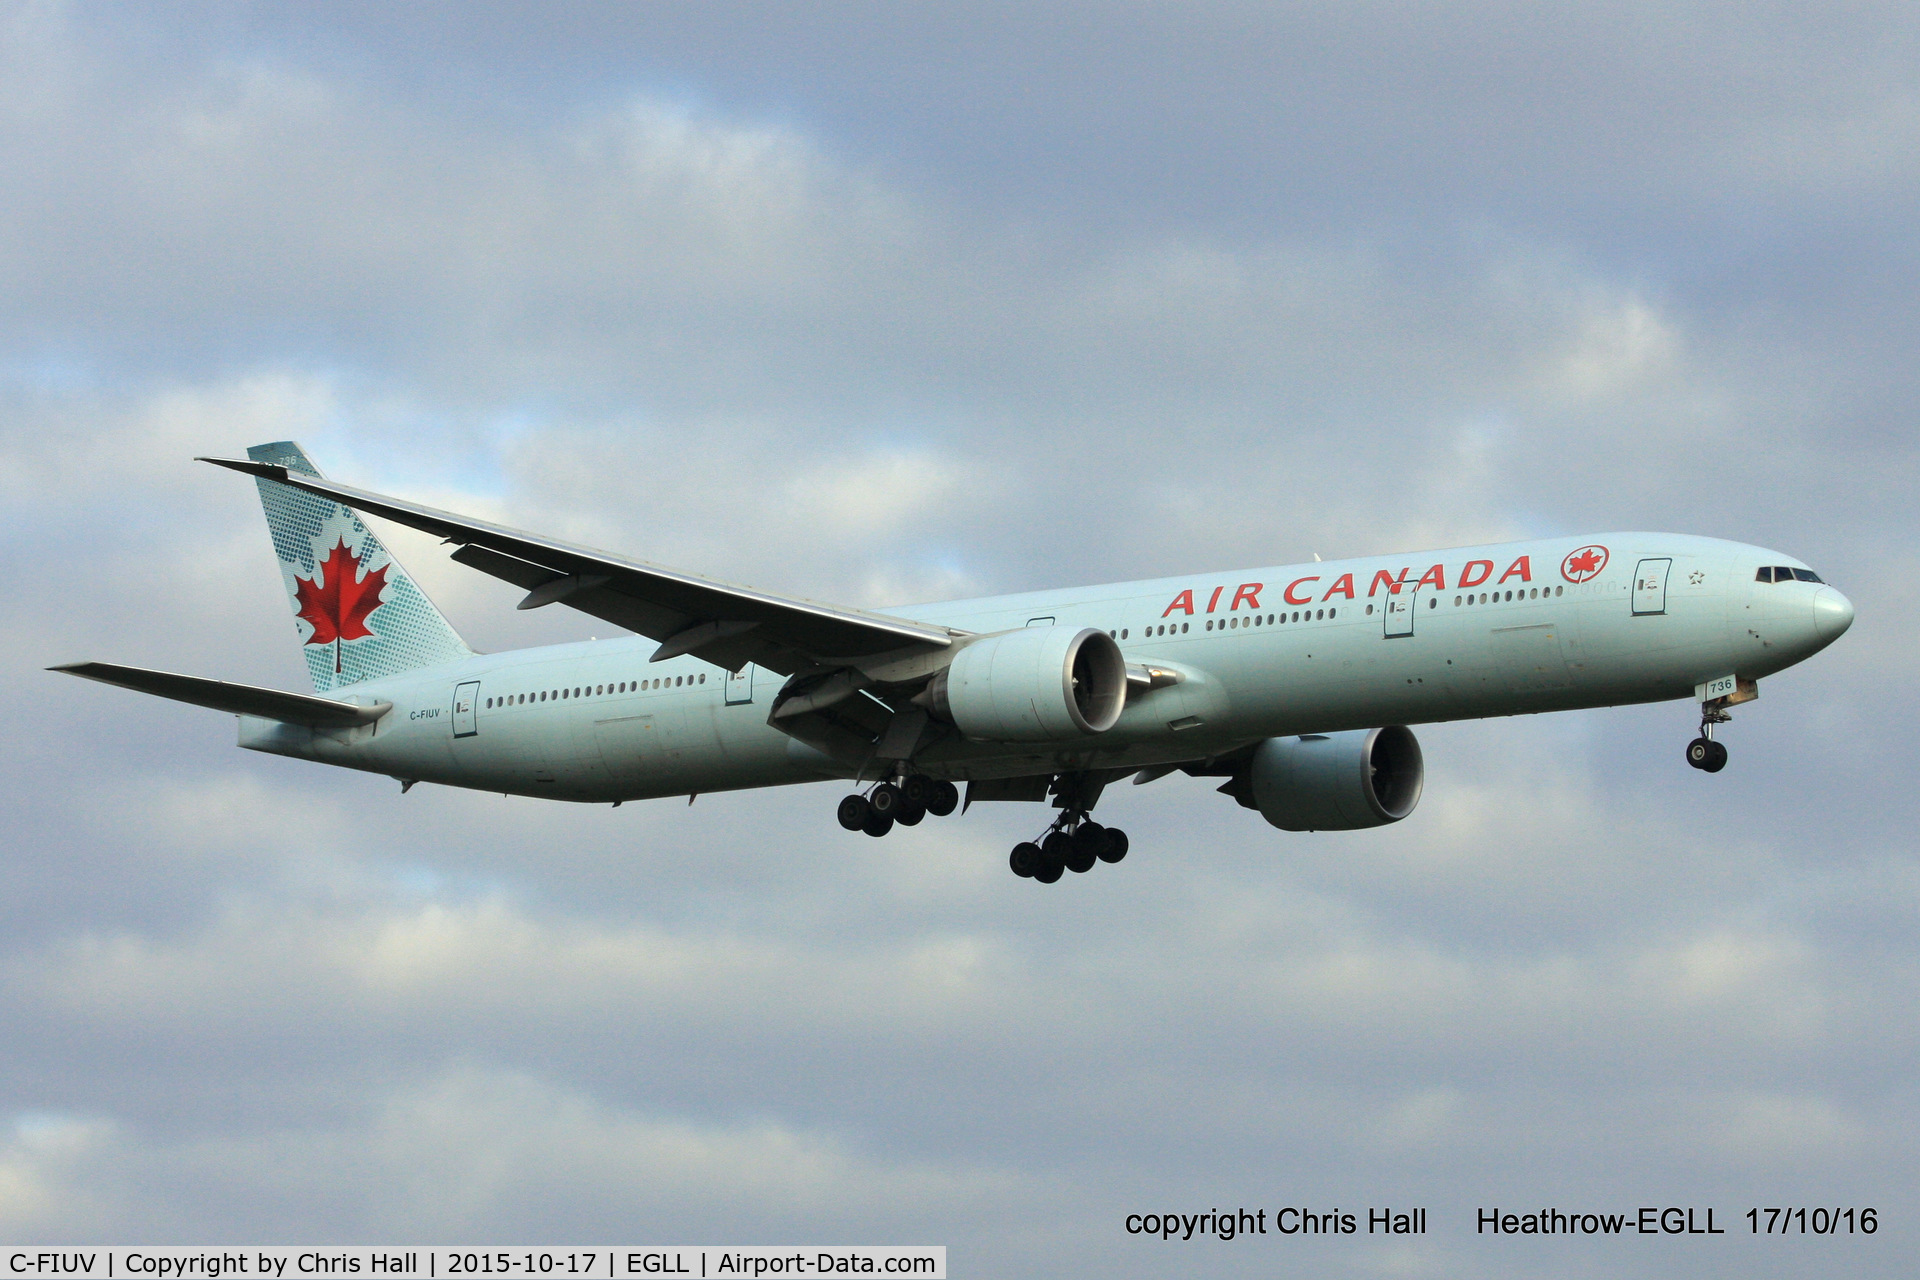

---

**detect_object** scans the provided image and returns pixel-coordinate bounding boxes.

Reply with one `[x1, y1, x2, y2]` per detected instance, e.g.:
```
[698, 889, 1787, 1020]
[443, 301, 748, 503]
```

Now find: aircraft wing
[199, 457, 955, 675]
[51, 662, 390, 727]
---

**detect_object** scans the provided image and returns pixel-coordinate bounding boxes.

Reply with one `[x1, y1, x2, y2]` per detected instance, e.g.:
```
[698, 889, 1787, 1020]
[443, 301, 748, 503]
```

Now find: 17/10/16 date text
[1748, 1208, 1876, 1235]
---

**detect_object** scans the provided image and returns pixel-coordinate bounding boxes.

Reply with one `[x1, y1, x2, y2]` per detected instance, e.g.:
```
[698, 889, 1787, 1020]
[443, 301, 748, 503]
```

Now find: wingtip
[197, 455, 287, 480]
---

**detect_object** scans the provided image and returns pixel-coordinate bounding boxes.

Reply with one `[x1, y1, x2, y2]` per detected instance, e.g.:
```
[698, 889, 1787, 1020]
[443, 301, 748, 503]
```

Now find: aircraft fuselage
[238, 532, 1852, 803]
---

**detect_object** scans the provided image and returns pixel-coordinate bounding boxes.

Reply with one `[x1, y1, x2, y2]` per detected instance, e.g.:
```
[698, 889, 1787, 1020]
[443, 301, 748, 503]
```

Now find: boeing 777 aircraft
[55, 443, 1854, 884]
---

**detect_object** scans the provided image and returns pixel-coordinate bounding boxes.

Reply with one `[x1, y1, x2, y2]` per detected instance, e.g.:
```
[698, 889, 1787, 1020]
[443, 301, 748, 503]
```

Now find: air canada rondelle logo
[1561, 544, 1610, 583]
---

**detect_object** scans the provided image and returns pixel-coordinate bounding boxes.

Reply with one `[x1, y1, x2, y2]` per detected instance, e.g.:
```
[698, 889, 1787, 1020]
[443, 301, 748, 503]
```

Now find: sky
[3, 1, 1917, 1273]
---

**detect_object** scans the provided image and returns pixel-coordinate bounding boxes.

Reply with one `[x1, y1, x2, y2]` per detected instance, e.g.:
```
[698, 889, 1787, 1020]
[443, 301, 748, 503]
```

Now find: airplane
[53, 442, 1854, 885]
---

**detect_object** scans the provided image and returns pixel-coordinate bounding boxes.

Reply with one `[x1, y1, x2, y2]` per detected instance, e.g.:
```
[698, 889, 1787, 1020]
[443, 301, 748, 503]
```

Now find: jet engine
[1245, 726, 1424, 831]
[923, 626, 1127, 742]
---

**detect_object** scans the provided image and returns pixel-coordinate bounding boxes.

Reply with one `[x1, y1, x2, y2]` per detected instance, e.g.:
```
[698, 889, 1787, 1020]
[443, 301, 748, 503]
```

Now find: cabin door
[1383, 589, 1416, 638]
[451, 681, 480, 737]
[1632, 558, 1672, 615]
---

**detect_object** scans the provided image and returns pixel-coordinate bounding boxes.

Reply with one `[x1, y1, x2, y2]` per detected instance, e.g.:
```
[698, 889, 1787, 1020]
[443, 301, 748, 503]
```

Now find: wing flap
[52, 662, 388, 728]
[201, 458, 952, 676]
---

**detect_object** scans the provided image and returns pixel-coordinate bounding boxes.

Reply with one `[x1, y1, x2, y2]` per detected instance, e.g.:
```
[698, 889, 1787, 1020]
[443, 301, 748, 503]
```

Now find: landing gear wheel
[837, 794, 871, 831]
[901, 775, 931, 806]
[1064, 829, 1098, 874]
[861, 810, 894, 838]
[868, 782, 903, 818]
[1096, 827, 1129, 864]
[1037, 831, 1070, 882]
[1686, 736, 1729, 772]
[895, 801, 927, 826]
[1009, 842, 1041, 877]
[926, 780, 960, 817]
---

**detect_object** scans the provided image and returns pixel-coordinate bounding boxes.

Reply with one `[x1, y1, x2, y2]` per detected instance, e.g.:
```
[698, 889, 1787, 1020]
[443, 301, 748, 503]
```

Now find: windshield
[1755, 566, 1823, 584]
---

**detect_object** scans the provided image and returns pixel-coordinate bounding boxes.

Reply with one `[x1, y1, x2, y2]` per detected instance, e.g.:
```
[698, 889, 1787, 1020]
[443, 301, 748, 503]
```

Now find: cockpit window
[1757, 565, 1825, 584]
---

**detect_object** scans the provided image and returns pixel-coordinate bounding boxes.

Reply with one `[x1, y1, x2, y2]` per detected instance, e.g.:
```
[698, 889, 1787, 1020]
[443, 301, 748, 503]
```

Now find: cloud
[0, 1068, 1031, 1241]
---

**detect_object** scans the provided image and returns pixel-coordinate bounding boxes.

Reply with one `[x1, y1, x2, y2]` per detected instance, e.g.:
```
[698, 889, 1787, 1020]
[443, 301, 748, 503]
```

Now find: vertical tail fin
[247, 441, 473, 692]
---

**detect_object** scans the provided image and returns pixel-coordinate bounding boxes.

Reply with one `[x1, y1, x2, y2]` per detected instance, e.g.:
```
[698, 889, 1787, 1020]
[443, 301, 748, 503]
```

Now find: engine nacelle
[926, 626, 1127, 742]
[1248, 726, 1424, 831]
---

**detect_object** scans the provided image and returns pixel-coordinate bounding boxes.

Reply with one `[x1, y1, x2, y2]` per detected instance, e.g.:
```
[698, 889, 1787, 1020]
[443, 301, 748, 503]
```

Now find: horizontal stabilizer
[50, 662, 389, 728]
[198, 456, 952, 676]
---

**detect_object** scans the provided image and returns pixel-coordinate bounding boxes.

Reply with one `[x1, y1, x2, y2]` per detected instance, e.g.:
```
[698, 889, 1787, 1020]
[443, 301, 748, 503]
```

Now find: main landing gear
[836, 774, 960, 838]
[1686, 707, 1730, 773]
[1008, 816, 1128, 886]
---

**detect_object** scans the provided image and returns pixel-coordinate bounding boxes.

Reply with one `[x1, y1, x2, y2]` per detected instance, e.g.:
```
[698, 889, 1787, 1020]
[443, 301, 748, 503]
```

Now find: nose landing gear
[1686, 706, 1731, 773]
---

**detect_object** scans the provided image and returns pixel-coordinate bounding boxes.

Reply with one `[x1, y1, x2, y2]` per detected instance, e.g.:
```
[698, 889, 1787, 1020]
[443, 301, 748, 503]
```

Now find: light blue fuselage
[241, 533, 1852, 803]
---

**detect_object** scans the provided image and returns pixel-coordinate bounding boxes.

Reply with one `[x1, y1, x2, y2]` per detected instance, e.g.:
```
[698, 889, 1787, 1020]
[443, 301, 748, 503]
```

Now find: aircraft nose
[1813, 586, 1855, 641]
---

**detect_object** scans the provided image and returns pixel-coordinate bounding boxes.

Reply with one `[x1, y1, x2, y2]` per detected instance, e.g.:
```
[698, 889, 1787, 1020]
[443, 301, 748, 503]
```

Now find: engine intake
[1247, 726, 1424, 831]
[925, 626, 1127, 742]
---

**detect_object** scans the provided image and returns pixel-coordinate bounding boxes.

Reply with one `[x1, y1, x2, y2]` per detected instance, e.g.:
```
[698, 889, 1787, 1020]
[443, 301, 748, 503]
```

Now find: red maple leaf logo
[294, 539, 388, 671]
[1561, 545, 1609, 583]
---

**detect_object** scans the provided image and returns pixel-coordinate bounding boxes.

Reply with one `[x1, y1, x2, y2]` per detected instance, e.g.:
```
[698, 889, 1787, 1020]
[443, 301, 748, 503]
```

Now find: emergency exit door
[452, 681, 479, 737]
[1632, 558, 1672, 615]
[724, 664, 754, 705]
